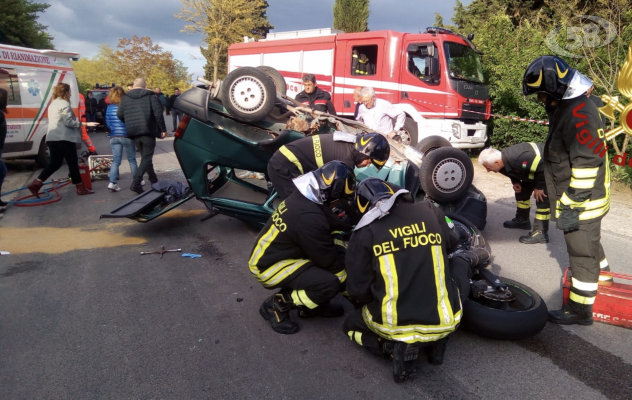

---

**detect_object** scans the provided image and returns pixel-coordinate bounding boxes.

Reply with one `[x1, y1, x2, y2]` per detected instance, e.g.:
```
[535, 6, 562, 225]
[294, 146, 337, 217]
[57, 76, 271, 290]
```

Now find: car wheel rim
[399, 130, 412, 146]
[230, 77, 266, 113]
[432, 158, 465, 192]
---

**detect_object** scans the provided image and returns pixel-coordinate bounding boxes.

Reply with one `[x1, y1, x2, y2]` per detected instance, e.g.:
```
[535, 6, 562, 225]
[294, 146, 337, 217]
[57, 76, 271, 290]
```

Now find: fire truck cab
[228, 27, 490, 148]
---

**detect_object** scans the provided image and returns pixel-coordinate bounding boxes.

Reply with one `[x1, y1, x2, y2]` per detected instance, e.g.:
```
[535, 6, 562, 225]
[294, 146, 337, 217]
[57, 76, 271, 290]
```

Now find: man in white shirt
[356, 87, 405, 139]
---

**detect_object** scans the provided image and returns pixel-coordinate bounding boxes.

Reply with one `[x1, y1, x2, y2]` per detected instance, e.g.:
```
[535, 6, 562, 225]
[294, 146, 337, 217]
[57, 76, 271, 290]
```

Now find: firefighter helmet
[312, 160, 356, 204]
[354, 133, 390, 170]
[355, 178, 398, 215]
[522, 56, 580, 100]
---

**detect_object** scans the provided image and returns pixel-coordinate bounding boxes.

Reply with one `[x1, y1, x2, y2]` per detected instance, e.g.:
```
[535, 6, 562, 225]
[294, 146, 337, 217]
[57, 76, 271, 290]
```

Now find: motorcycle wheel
[220, 67, 277, 122]
[461, 277, 548, 340]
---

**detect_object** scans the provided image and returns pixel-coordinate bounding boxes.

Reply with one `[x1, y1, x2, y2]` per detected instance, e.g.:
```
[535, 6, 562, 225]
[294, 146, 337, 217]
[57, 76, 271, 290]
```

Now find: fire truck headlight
[452, 123, 461, 139]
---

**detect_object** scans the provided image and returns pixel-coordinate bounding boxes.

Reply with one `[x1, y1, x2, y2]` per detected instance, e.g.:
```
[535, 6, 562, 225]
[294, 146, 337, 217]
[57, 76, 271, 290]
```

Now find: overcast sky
[39, 0, 472, 83]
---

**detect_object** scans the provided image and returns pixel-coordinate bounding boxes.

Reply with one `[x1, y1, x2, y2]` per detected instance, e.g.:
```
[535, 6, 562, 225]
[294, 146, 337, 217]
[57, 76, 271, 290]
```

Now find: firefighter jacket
[346, 199, 462, 343]
[500, 142, 546, 190]
[269, 134, 359, 178]
[248, 191, 347, 288]
[544, 94, 610, 223]
[295, 87, 337, 115]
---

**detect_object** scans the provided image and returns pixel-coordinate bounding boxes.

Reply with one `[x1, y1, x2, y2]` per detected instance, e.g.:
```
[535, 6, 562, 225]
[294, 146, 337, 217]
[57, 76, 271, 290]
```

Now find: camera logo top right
[545, 15, 617, 59]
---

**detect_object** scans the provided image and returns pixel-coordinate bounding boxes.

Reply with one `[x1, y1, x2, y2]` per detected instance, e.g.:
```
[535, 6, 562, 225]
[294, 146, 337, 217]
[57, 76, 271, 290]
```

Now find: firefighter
[479, 143, 550, 244]
[523, 56, 611, 325]
[295, 74, 337, 115]
[343, 178, 490, 382]
[78, 92, 97, 155]
[267, 132, 390, 200]
[249, 161, 356, 335]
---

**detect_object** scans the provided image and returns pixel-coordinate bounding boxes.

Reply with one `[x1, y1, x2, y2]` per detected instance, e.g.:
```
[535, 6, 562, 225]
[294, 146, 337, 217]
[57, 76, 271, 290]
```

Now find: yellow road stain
[159, 209, 207, 218]
[0, 225, 146, 255]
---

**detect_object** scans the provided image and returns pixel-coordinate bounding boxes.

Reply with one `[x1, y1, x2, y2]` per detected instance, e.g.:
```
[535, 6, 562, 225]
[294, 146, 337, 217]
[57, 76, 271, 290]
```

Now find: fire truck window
[351, 45, 378, 76]
[407, 44, 440, 85]
[0, 68, 22, 106]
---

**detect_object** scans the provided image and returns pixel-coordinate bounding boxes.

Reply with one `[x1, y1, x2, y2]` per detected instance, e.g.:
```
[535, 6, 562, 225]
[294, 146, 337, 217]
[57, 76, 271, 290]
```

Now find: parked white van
[0, 44, 80, 166]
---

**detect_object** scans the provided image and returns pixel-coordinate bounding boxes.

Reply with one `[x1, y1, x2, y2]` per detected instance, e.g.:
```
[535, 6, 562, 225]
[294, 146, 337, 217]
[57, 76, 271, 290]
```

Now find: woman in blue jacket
[106, 86, 139, 192]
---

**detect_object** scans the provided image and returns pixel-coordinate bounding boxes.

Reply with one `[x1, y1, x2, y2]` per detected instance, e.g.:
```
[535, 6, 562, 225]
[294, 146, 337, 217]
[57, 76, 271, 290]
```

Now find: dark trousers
[515, 181, 550, 231]
[171, 110, 183, 130]
[132, 136, 158, 185]
[565, 219, 606, 312]
[270, 263, 341, 309]
[38, 141, 81, 185]
[343, 309, 449, 354]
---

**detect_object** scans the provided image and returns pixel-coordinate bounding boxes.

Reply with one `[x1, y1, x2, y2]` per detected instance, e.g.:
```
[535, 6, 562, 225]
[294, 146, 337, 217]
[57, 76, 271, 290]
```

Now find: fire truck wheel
[34, 137, 50, 168]
[399, 117, 418, 146]
[256, 66, 287, 96]
[419, 147, 473, 202]
[461, 277, 548, 340]
[220, 67, 277, 122]
[415, 135, 452, 155]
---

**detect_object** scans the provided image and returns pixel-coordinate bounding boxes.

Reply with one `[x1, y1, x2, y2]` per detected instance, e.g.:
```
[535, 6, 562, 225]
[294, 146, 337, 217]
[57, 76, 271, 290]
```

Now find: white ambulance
[0, 44, 80, 166]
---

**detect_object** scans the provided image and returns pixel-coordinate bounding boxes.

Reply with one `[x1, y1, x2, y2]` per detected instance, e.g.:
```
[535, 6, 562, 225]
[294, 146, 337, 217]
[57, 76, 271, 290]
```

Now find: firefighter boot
[76, 182, 95, 195]
[548, 302, 593, 326]
[298, 301, 344, 318]
[259, 291, 299, 334]
[427, 337, 449, 366]
[503, 217, 531, 230]
[26, 179, 44, 199]
[519, 230, 550, 244]
[388, 341, 420, 383]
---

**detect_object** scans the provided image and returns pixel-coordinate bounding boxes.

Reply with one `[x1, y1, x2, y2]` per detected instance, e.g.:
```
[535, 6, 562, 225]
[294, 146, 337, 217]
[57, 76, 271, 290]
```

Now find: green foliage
[611, 164, 632, 187]
[434, 13, 445, 28]
[0, 0, 53, 49]
[333, 0, 370, 33]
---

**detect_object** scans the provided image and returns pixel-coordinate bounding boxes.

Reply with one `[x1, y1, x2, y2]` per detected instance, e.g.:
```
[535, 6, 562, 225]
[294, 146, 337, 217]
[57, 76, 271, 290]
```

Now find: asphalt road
[1, 130, 631, 399]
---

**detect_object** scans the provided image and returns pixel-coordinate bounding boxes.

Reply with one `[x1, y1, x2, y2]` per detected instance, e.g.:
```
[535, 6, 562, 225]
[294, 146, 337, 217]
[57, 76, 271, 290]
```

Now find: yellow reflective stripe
[560, 193, 587, 207]
[335, 269, 347, 283]
[528, 142, 541, 180]
[572, 167, 599, 179]
[312, 135, 324, 167]
[362, 307, 460, 343]
[259, 259, 310, 287]
[570, 177, 595, 189]
[517, 200, 531, 209]
[248, 225, 280, 275]
[578, 203, 610, 220]
[569, 291, 596, 304]
[279, 146, 304, 174]
[535, 213, 550, 221]
[378, 254, 399, 327]
[431, 245, 453, 325]
[334, 239, 345, 247]
[600, 258, 609, 269]
[571, 277, 599, 292]
[347, 331, 363, 345]
[291, 289, 318, 309]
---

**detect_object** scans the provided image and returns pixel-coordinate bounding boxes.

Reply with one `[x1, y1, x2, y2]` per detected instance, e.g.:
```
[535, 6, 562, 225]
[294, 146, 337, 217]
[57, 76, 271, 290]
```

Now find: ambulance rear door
[0, 66, 25, 156]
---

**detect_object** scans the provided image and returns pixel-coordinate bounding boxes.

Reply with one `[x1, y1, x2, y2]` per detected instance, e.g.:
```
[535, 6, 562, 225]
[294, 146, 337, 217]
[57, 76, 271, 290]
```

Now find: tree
[177, 0, 273, 82]
[0, 0, 54, 49]
[433, 13, 445, 28]
[72, 38, 192, 95]
[333, 0, 370, 33]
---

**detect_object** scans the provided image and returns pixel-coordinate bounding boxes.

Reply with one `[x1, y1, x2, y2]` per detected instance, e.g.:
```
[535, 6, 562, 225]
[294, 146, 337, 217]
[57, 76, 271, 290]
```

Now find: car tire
[220, 67, 277, 122]
[415, 135, 452, 155]
[256, 66, 287, 96]
[34, 137, 50, 167]
[398, 117, 418, 146]
[419, 147, 473, 203]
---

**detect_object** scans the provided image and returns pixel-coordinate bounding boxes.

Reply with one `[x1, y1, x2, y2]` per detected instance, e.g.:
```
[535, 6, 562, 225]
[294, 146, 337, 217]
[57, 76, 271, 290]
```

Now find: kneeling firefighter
[249, 160, 356, 334]
[343, 178, 490, 382]
[267, 132, 389, 200]
[523, 55, 611, 325]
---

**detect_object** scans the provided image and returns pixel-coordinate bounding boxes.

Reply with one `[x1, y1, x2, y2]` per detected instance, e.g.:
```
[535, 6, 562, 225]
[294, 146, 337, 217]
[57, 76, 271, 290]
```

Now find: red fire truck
[228, 27, 491, 148]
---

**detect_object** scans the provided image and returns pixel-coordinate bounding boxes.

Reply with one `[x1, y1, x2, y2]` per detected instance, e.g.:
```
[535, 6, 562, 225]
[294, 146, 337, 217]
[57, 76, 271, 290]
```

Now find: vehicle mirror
[429, 58, 440, 77]
[427, 46, 435, 57]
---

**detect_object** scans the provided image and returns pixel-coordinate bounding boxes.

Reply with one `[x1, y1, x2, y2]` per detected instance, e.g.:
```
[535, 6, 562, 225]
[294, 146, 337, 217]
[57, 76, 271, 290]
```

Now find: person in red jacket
[78, 92, 97, 155]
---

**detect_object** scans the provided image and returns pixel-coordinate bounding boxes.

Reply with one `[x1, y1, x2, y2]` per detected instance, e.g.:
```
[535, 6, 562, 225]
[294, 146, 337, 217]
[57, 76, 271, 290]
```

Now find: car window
[0, 67, 22, 106]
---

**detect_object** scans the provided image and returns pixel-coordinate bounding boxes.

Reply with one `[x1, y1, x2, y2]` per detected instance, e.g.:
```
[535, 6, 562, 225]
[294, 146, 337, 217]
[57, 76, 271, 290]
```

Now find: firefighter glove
[557, 206, 581, 233]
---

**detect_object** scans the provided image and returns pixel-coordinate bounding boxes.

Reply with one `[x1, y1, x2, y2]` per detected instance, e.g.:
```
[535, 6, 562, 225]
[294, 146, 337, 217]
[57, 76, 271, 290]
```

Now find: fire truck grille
[461, 104, 486, 121]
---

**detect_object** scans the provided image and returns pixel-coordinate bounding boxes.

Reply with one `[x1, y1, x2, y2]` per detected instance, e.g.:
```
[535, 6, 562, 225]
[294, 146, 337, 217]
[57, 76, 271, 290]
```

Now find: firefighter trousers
[515, 181, 550, 231]
[267, 159, 299, 200]
[269, 263, 341, 309]
[564, 219, 608, 313]
[343, 309, 449, 354]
